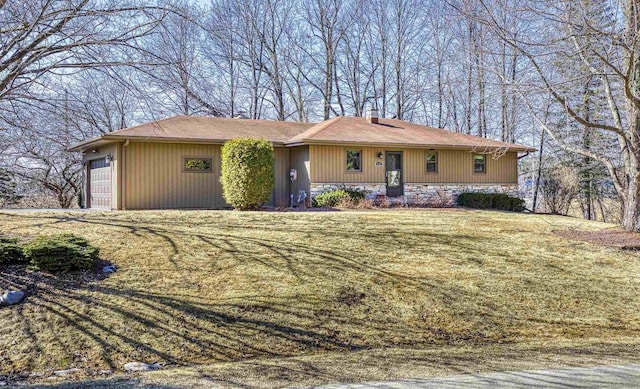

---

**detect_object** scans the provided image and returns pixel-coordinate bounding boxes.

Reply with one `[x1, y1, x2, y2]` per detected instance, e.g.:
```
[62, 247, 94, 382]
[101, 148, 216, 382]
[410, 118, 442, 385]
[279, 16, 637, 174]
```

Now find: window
[473, 154, 486, 173]
[426, 152, 438, 173]
[183, 157, 212, 172]
[89, 158, 110, 169]
[346, 150, 362, 172]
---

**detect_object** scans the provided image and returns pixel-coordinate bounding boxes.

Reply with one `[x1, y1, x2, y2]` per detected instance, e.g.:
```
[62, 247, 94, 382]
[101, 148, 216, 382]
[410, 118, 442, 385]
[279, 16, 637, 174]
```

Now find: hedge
[24, 233, 99, 273]
[221, 138, 275, 210]
[456, 192, 525, 212]
[312, 188, 366, 208]
[0, 237, 25, 265]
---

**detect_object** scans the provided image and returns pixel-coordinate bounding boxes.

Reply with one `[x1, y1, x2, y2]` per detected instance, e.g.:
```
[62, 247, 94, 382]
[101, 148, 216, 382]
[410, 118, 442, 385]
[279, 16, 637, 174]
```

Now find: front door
[385, 151, 403, 197]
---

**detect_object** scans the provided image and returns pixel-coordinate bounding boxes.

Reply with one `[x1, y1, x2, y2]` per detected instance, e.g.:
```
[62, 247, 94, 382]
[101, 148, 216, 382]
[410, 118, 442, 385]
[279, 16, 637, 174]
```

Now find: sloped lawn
[1, 209, 639, 386]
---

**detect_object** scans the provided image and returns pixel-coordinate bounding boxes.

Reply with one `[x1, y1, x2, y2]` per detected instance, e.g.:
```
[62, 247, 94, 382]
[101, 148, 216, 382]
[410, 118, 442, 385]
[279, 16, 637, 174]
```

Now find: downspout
[122, 139, 129, 210]
[517, 152, 530, 160]
[84, 156, 89, 209]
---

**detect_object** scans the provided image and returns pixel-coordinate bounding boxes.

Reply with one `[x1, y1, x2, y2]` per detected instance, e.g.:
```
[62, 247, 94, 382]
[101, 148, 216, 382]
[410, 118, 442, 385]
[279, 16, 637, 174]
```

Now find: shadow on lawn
[2, 211, 624, 387]
[31, 378, 178, 389]
[24, 345, 640, 389]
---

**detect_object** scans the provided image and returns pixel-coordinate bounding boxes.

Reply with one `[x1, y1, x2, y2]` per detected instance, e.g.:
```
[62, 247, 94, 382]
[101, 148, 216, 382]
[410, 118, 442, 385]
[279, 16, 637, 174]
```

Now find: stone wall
[309, 182, 520, 206]
[403, 183, 520, 206]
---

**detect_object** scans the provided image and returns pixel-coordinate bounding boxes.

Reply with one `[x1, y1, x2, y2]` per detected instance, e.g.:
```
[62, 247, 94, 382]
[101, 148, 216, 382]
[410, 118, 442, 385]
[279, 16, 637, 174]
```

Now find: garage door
[89, 158, 111, 209]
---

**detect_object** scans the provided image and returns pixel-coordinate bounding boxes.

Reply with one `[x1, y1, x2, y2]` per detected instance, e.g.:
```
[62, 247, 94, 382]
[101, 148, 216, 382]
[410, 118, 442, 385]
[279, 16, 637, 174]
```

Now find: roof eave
[70, 135, 289, 150]
[286, 139, 535, 152]
[68, 136, 108, 152]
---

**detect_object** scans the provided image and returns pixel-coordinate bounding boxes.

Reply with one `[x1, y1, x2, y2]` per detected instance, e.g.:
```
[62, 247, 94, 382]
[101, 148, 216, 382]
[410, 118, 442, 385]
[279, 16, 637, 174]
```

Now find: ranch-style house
[69, 110, 535, 210]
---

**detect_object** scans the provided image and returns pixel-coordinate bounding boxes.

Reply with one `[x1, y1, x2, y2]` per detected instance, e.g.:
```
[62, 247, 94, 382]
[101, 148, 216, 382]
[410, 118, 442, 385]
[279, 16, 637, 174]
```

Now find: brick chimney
[366, 107, 379, 124]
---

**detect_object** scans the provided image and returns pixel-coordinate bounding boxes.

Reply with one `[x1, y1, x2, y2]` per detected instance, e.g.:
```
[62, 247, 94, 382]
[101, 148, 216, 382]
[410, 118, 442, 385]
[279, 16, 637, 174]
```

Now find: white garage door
[89, 158, 111, 209]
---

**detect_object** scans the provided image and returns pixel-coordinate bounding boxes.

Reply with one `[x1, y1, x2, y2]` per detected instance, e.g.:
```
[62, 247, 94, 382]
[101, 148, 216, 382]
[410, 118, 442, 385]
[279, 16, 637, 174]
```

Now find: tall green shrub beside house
[221, 138, 274, 210]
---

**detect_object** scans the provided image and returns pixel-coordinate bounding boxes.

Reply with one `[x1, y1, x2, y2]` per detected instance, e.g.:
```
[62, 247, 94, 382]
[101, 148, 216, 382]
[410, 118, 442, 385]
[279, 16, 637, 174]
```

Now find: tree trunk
[465, 20, 474, 135]
[621, 115, 640, 229]
[324, 53, 333, 120]
[622, 173, 640, 230]
[621, 0, 640, 230]
[580, 80, 593, 220]
[532, 125, 545, 212]
[500, 40, 508, 142]
[333, 55, 345, 116]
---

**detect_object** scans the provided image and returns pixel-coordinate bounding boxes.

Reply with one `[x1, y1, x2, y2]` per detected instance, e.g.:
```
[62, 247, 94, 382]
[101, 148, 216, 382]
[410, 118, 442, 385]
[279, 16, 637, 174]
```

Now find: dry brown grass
[1, 209, 640, 387]
[28, 341, 640, 388]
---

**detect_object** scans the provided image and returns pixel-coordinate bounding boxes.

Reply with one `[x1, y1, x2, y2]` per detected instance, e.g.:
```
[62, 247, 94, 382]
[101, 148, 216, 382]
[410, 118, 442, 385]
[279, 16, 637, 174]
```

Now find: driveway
[306, 364, 640, 388]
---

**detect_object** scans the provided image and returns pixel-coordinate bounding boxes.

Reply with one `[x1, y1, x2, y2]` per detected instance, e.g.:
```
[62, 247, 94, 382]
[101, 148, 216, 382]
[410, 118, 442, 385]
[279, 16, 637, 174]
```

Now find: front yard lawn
[1, 209, 639, 387]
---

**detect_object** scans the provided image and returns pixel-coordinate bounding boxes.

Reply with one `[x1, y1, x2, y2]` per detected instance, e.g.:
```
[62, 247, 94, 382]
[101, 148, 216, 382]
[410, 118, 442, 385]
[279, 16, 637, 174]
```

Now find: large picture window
[346, 150, 362, 172]
[426, 152, 438, 173]
[183, 157, 213, 172]
[473, 154, 486, 173]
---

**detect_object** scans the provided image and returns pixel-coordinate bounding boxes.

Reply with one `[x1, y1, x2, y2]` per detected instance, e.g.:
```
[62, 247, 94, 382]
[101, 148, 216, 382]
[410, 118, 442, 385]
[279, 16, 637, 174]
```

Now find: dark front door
[385, 151, 403, 197]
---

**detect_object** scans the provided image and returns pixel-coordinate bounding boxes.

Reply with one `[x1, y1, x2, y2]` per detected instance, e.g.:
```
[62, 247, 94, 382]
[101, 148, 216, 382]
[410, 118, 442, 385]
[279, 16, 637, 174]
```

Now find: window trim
[425, 151, 438, 173]
[473, 154, 486, 174]
[346, 149, 362, 173]
[182, 156, 213, 173]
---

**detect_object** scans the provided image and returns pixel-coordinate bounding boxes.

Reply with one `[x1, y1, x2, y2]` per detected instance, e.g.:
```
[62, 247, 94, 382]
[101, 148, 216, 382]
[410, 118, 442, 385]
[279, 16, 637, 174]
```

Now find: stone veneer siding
[404, 183, 519, 206]
[310, 183, 520, 205]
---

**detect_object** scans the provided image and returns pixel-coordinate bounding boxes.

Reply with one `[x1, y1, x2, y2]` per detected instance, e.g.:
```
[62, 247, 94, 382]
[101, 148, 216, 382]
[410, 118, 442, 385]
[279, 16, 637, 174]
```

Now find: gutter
[68, 135, 104, 152]
[69, 135, 289, 151]
[284, 139, 536, 153]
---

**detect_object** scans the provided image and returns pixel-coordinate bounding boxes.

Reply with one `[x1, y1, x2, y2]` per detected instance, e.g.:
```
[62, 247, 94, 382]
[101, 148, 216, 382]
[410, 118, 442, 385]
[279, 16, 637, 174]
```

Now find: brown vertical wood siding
[85, 141, 516, 210]
[310, 145, 385, 183]
[113, 143, 122, 209]
[122, 142, 290, 210]
[310, 145, 517, 184]
[272, 147, 290, 207]
[404, 148, 517, 183]
[124, 142, 223, 209]
[289, 145, 310, 201]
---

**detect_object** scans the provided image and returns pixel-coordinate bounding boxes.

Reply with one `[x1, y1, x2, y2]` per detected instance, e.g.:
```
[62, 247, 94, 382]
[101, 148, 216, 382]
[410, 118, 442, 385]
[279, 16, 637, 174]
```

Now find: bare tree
[461, 0, 640, 231]
[283, 25, 315, 121]
[304, 0, 348, 120]
[0, 1, 167, 108]
[0, 1, 169, 207]
[1, 0, 551, 209]
[3, 101, 83, 208]
[334, 1, 376, 117]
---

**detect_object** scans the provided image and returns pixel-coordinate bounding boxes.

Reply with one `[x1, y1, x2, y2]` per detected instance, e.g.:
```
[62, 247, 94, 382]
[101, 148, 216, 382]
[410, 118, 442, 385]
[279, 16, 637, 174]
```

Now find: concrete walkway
[307, 364, 640, 388]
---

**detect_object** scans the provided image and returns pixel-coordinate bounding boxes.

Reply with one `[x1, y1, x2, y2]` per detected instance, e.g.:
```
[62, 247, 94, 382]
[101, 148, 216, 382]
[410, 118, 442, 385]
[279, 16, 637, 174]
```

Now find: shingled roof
[69, 115, 535, 152]
[286, 116, 535, 151]
[69, 115, 314, 151]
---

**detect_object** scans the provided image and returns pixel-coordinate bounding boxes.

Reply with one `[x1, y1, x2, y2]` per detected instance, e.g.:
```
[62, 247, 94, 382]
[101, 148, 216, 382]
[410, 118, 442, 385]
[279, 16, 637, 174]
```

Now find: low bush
[457, 192, 525, 212]
[335, 197, 375, 209]
[457, 192, 492, 209]
[312, 188, 367, 208]
[492, 193, 525, 211]
[0, 237, 26, 265]
[24, 233, 99, 273]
